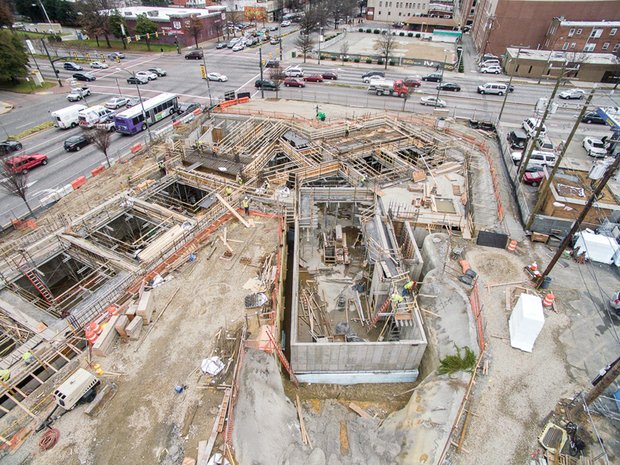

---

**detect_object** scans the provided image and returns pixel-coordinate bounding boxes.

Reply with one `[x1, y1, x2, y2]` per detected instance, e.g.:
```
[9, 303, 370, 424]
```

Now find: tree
[268, 64, 286, 99]
[340, 40, 349, 63]
[0, 1, 14, 28]
[0, 160, 35, 216]
[295, 34, 315, 63]
[14, 0, 77, 25]
[185, 15, 203, 49]
[375, 32, 397, 70]
[329, 0, 357, 29]
[0, 31, 29, 82]
[79, 1, 113, 48]
[135, 14, 158, 51]
[91, 128, 112, 168]
[109, 12, 128, 50]
[298, 10, 317, 36]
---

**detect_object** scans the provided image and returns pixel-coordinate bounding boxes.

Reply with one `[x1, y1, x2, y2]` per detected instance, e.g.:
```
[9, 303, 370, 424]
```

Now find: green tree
[79, 0, 113, 48]
[0, 31, 29, 82]
[109, 12, 128, 49]
[135, 14, 158, 51]
[185, 15, 203, 49]
[14, 0, 78, 26]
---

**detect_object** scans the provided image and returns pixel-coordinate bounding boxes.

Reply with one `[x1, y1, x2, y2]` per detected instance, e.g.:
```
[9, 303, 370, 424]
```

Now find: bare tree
[91, 128, 113, 168]
[269, 65, 286, 98]
[401, 84, 416, 111]
[185, 15, 204, 49]
[340, 40, 349, 63]
[295, 34, 315, 63]
[375, 32, 397, 70]
[298, 10, 317, 36]
[0, 160, 35, 216]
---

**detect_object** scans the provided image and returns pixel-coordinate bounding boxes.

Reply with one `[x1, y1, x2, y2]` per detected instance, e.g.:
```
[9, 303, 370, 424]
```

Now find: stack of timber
[136, 290, 154, 323]
[92, 316, 119, 357]
[126, 316, 143, 340]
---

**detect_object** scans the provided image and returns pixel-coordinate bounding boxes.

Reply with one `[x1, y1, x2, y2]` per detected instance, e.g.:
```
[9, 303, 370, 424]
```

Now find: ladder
[266, 327, 299, 387]
[16, 259, 54, 305]
[370, 295, 393, 328]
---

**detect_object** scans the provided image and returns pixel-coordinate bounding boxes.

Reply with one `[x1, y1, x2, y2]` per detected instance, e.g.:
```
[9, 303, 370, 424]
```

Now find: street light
[117, 68, 153, 142]
[433, 50, 448, 107]
[497, 46, 527, 125]
[317, 24, 323, 65]
[201, 54, 213, 107]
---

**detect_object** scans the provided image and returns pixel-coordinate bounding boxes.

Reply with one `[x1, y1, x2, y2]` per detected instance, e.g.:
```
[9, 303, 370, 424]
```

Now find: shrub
[408, 32, 414, 37]
[320, 55, 327, 60]
[389, 60, 396, 66]
[331, 56, 337, 61]
[373, 29, 380, 34]
[399, 32, 405, 36]
[365, 58, 372, 63]
[458, 57, 465, 73]
[438, 346, 477, 374]
[366, 28, 372, 33]
[415, 33, 421, 38]
[377, 58, 384, 65]
[343, 57, 349, 62]
[358, 28, 363, 32]
[354, 57, 360, 63]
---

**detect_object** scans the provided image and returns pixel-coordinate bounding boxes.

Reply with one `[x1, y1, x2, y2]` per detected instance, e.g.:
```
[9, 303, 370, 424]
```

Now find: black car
[265, 60, 280, 68]
[582, 112, 606, 125]
[0, 140, 23, 155]
[322, 71, 338, 80]
[177, 102, 201, 115]
[507, 129, 528, 149]
[216, 42, 227, 49]
[73, 72, 96, 82]
[437, 82, 461, 91]
[185, 50, 204, 60]
[63, 62, 82, 71]
[422, 73, 443, 82]
[255, 79, 277, 90]
[64, 134, 91, 152]
[362, 71, 385, 80]
[127, 76, 147, 85]
[147, 67, 167, 77]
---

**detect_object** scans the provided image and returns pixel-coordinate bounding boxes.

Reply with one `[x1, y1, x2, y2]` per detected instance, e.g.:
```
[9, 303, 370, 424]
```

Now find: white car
[420, 96, 447, 107]
[285, 67, 304, 77]
[90, 61, 108, 69]
[559, 89, 585, 100]
[105, 97, 130, 109]
[207, 72, 228, 82]
[281, 20, 291, 27]
[582, 136, 609, 157]
[522, 117, 547, 138]
[232, 43, 245, 52]
[363, 75, 384, 84]
[66, 87, 91, 102]
[480, 64, 501, 74]
[135, 70, 157, 81]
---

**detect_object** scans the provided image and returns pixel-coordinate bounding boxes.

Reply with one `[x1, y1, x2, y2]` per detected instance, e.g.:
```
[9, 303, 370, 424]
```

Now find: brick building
[366, 0, 433, 22]
[544, 18, 620, 56]
[471, 0, 620, 56]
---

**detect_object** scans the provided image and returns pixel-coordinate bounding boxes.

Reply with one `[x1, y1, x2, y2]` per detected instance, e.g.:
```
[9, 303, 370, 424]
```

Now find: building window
[388, 11, 391, 15]
[568, 28, 575, 37]
[590, 29, 603, 39]
[602, 42, 610, 50]
[611, 28, 617, 36]
[379, 1, 382, 6]
[570, 42, 576, 49]
[399, 12, 401, 15]
[584, 43, 595, 52]
[576, 29, 582, 35]
[614, 44, 620, 52]
[562, 42, 569, 50]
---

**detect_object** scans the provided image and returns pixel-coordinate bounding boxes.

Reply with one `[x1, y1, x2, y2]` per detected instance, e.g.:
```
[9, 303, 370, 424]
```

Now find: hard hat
[244, 196, 248, 200]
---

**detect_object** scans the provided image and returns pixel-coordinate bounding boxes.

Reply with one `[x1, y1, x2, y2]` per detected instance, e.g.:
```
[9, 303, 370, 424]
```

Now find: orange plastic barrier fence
[71, 176, 86, 190]
[130, 143, 142, 154]
[91, 165, 105, 177]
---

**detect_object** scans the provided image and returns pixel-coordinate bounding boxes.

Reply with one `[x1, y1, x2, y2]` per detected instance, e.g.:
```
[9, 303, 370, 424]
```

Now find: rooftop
[506, 47, 620, 65]
[104, 5, 226, 20]
[558, 19, 620, 28]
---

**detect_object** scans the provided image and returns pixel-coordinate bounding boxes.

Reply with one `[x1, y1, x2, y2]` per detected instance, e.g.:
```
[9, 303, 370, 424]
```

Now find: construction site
[0, 100, 618, 465]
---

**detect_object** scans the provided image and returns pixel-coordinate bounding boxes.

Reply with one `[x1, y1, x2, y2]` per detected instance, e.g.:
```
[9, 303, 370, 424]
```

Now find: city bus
[114, 93, 179, 135]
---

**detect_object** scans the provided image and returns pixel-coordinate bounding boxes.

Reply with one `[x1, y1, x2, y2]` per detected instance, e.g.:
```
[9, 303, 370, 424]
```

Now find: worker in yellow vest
[242, 197, 250, 216]
[22, 351, 35, 365]
[225, 186, 233, 199]
[0, 369, 10, 382]
[403, 280, 417, 296]
[390, 292, 404, 305]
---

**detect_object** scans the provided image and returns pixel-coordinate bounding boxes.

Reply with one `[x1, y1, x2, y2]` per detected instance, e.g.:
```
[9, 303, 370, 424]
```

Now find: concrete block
[114, 315, 129, 338]
[136, 290, 154, 323]
[126, 316, 143, 340]
[92, 316, 119, 357]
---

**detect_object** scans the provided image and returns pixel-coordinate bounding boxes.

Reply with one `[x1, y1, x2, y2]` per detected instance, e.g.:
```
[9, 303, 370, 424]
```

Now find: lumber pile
[126, 316, 143, 340]
[92, 316, 119, 357]
[136, 290, 154, 323]
[114, 315, 129, 339]
[125, 303, 137, 321]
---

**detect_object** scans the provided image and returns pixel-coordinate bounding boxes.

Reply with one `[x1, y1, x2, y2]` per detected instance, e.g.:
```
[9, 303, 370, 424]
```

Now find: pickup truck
[66, 86, 91, 102]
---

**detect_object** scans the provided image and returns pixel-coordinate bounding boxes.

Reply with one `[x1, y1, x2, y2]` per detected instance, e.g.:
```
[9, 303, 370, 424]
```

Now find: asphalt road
[0, 28, 618, 227]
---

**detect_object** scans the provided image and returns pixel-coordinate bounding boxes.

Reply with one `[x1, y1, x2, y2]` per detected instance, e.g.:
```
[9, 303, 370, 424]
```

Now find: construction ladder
[266, 327, 299, 387]
[16, 258, 54, 305]
[370, 296, 393, 328]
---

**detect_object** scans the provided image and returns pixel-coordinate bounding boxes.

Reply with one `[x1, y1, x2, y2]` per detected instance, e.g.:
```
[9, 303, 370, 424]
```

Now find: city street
[1, 28, 618, 228]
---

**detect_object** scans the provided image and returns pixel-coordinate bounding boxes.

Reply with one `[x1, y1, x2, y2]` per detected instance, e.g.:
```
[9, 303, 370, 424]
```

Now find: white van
[78, 105, 114, 129]
[522, 117, 547, 138]
[511, 150, 557, 169]
[536, 136, 556, 153]
[51, 104, 88, 129]
[477, 82, 508, 95]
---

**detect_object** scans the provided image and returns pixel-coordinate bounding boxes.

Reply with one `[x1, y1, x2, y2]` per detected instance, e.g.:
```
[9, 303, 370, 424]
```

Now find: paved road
[1, 29, 618, 227]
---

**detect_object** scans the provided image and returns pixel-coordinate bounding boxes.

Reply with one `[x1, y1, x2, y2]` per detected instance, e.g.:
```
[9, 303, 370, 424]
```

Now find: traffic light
[146, 33, 150, 40]
[155, 31, 159, 38]
[127, 37, 131, 43]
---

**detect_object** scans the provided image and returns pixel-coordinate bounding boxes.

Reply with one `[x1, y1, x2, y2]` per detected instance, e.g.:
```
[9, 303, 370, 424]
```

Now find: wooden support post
[55, 350, 71, 363]
[215, 194, 251, 228]
[4, 390, 37, 419]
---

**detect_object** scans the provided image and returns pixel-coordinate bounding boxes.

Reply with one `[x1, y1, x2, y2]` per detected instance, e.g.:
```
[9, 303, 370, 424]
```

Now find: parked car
[481, 53, 498, 61]
[304, 74, 324, 82]
[177, 102, 202, 116]
[207, 72, 228, 82]
[322, 71, 338, 80]
[66, 87, 91, 102]
[270, 37, 279, 45]
[269, 25, 278, 31]
[522, 170, 545, 187]
[5, 154, 48, 174]
[216, 42, 227, 49]
[403, 77, 421, 88]
[536, 136, 556, 153]
[148, 67, 167, 77]
[559, 89, 585, 100]
[107, 52, 125, 60]
[582, 112, 606, 124]
[127, 75, 148, 85]
[136, 70, 157, 81]
[232, 43, 245, 52]
[64, 134, 91, 152]
[511, 150, 557, 168]
[265, 60, 280, 68]
[64, 62, 82, 71]
[105, 97, 130, 109]
[506, 129, 528, 149]
[420, 96, 447, 107]
[280, 20, 291, 27]
[285, 67, 304, 77]
[583, 136, 609, 157]
[90, 61, 108, 69]
[480, 64, 502, 74]
[477, 82, 509, 95]
[284, 77, 305, 87]
[362, 71, 385, 82]
[126, 97, 145, 108]
[522, 117, 547, 138]
[437, 82, 461, 92]
[422, 73, 443, 82]
[254, 79, 277, 90]
[0, 140, 23, 155]
[73, 72, 96, 82]
[185, 50, 204, 60]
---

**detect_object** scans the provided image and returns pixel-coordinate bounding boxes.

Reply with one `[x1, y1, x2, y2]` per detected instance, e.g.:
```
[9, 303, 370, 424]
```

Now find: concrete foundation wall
[291, 340, 427, 373]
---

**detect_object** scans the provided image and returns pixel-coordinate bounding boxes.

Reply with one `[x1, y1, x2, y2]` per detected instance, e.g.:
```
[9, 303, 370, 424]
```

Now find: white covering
[509, 293, 545, 353]
[574, 231, 620, 267]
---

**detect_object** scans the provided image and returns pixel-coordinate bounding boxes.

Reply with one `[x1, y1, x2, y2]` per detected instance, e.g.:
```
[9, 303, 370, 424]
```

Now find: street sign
[200, 64, 207, 79]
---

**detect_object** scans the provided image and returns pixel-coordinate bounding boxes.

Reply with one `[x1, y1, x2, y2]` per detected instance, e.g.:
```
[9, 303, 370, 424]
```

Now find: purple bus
[114, 93, 178, 135]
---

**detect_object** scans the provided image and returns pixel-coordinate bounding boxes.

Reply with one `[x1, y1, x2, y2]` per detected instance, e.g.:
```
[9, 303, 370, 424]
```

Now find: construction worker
[359, 175, 366, 187]
[242, 196, 250, 216]
[225, 186, 233, 199]
[390, 292, 404, 305]
[0, 369, 9, 382]
[22, 351, 34, 365]
[403, 280, 417, 296]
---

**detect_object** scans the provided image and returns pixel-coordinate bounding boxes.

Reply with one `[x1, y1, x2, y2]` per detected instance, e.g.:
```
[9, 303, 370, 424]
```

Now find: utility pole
[41, 38, 62, 87]
[37, 0, 52, 24]
[434, 50, 448, 106]
[537, 153, 620, 287]
[201, 54, 213, 106]
[497, 47, 525, 125]
[259, 47, 265, 99]
[525, 88, 596, 230]
[518, 62, 566, 179]
[570, 355, 620, 418]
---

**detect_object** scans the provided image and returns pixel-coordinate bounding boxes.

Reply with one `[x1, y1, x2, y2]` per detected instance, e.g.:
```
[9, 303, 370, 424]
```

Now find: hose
[39, 428, 60, 451]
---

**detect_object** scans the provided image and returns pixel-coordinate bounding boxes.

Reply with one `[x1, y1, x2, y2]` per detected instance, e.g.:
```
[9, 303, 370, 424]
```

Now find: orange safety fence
[91, 165, 105, 177]
[70, 176, 86, 190]
[468, 279, 486, 352]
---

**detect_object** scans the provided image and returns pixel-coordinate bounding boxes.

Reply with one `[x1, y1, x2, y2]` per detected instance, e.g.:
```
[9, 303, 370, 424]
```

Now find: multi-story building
[366, 0, 433, 23]
[471, 0, 620, 56]
[544, 18, 620, 56]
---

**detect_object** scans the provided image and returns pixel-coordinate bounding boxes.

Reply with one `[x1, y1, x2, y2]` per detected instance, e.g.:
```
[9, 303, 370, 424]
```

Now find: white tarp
[574, 231, 620, 267]
[509, 293, 545, 353]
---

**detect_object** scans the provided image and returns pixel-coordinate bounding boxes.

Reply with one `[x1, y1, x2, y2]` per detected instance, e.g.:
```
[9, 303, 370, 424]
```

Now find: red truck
[368, 79, 410, 98]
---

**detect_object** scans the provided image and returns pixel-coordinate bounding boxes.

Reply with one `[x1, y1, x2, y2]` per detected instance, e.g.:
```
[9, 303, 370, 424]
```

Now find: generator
[54, 368, 99, 410]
